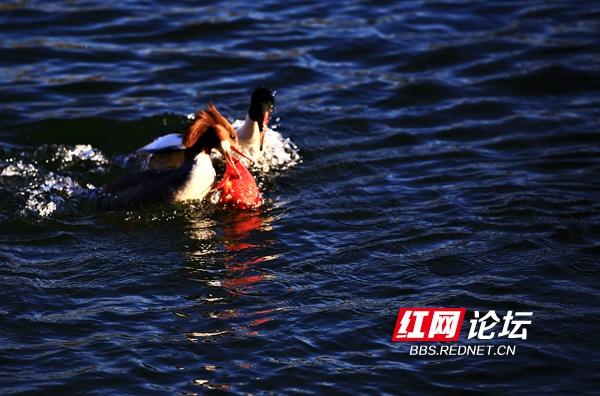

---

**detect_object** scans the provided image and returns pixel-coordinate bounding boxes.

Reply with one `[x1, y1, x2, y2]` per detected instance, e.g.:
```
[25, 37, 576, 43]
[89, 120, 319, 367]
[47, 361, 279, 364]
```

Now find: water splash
[17, 168, 89, 217]
[230, 119, 302, 174]
[1, 160, 38, 177]
[34, 144, 108, 173]
[0, 145, 104, 217]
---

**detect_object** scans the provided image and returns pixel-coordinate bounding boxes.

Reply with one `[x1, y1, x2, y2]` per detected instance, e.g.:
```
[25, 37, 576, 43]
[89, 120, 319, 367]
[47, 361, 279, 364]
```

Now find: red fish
[214, 156, 262, 209]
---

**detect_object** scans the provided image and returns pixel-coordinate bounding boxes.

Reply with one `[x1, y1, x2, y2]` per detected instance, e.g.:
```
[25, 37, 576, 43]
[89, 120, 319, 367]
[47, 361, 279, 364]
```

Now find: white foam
[230, 119, 301, 174]
[0, 145, 105, 217]
[20, 171, 88, 217]
[54, 144, 108, 168]
[23, 193, 59, 217]
[1, 160, 38, 177]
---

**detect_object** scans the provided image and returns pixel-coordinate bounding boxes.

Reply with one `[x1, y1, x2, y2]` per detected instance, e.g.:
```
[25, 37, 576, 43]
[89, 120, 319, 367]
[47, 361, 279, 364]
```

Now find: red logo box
[392, 308, 466, 342]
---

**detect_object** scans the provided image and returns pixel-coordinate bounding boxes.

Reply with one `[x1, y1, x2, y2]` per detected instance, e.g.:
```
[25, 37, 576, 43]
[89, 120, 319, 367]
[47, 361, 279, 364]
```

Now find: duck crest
[183, 102, 234, 148]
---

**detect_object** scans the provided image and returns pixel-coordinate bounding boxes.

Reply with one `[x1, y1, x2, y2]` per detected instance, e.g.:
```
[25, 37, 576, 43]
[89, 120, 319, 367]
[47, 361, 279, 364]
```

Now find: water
[1, 0, 599, 394]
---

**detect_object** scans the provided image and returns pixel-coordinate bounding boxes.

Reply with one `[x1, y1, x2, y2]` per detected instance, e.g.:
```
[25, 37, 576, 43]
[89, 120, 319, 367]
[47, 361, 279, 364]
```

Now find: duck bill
[225, 151, 241, 178]
[259, 130, 266, 152]
[220, 141, 241, 178]
[260, 111, 270, 151]
[231, 144, 254, 164]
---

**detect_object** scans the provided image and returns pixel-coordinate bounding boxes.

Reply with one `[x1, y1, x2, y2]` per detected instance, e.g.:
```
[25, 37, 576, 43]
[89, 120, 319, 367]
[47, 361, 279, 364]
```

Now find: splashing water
[34, 144, 109, 173]
[1, 160, 38, 178]
[230, 119, 301, 174]
[0, 145, 106, 217]
[21, 172, 87, 217]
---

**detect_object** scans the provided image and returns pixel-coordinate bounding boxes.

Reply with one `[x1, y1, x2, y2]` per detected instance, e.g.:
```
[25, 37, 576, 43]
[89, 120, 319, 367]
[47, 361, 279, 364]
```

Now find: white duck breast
[174, 152, 215, 202]
[236, 116, 262, 161]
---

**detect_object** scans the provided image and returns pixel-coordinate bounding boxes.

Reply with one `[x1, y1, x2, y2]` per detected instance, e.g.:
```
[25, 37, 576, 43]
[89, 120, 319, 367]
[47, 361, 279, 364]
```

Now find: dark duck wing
[146, 150, 185, 170]
[97, 166, 191, 211]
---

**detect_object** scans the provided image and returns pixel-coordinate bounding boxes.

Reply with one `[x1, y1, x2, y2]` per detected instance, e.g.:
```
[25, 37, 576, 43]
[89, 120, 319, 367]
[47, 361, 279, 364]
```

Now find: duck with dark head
[237, 86, 276, 160]
[97, 103, 249, 211]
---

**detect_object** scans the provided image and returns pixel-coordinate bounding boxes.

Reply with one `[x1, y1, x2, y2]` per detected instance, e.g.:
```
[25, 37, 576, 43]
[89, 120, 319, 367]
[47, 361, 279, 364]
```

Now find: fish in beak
[220, 140, 255, 179]
[213, 155, 263, 210]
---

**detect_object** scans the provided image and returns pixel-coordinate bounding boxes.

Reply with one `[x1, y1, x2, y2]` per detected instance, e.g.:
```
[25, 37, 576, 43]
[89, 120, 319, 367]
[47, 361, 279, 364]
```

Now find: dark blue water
[1, 1, 600, 394]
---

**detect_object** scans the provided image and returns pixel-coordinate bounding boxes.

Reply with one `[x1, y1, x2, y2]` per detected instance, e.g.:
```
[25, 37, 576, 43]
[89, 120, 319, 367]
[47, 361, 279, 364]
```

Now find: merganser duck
[236, 86, 275, 161]
[137, 87, 275, 168]
[98, 103, 249, 210]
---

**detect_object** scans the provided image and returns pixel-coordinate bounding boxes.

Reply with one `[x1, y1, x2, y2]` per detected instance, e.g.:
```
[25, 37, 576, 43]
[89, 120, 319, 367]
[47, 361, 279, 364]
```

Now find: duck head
[184, 102, 251, 169]
[248, 86, 275, 151]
